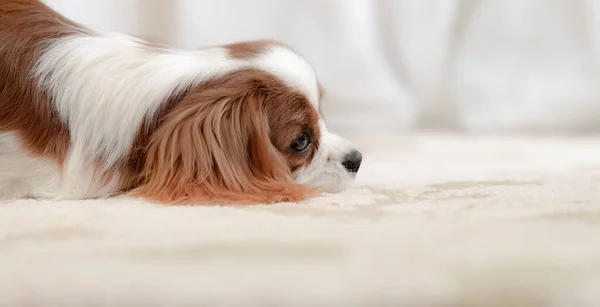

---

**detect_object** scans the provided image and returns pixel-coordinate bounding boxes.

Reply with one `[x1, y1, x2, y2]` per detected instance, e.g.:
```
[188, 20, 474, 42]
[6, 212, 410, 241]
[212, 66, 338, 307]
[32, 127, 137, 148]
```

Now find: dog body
[0, 0, 362, 204]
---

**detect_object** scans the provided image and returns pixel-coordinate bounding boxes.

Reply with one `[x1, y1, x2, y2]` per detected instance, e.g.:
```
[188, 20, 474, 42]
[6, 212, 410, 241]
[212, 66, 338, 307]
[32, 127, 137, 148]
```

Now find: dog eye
[290, 132, 311, 154]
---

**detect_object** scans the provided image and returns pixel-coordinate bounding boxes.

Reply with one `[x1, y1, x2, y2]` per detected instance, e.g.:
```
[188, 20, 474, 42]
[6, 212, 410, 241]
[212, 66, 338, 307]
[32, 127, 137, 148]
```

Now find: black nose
[342, 150, 362, 173]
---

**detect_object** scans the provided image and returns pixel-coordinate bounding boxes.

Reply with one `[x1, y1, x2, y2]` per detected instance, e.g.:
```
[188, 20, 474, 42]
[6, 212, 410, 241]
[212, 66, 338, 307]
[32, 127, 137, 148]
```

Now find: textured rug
[2, 134, 600, 307]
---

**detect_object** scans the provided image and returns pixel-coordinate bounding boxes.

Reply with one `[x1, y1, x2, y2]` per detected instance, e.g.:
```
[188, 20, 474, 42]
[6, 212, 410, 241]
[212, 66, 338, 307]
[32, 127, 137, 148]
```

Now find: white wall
[43, 0, 600, 135]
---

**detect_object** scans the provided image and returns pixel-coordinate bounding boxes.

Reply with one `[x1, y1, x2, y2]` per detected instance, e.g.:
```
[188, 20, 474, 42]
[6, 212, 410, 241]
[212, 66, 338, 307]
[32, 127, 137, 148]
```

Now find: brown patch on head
[0, 0, 85, 164]
[224, 39, 285, 59]
[265, 92, 320, 173]
[126, 68, 320, 205]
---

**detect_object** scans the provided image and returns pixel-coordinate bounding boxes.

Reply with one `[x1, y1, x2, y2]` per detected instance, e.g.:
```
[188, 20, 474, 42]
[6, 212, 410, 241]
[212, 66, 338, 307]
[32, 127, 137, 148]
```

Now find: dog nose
[342, 150, 362, 173]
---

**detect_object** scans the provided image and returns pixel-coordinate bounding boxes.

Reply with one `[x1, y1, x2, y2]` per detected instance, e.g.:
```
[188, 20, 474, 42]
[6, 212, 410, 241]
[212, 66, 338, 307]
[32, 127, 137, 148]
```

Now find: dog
[0, 0, 362, 204]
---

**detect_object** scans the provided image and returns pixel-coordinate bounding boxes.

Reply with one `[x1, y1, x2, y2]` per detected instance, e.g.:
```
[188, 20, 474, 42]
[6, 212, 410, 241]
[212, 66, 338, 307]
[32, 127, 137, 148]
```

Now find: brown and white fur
[0, 0, 362, 204]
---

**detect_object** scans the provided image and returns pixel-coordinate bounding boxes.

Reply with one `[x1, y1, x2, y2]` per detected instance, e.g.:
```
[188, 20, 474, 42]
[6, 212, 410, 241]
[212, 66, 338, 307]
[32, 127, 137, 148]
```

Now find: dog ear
[133, 74, 316, 205]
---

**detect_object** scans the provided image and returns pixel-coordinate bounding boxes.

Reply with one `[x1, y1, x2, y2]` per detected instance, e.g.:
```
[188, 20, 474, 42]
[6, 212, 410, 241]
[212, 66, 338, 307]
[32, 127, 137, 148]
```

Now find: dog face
[263, 81, 362, 194]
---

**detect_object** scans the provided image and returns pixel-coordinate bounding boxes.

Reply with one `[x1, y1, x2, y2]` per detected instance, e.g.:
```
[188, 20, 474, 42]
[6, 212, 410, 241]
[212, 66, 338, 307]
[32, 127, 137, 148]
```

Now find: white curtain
[44, 0, 600, 135]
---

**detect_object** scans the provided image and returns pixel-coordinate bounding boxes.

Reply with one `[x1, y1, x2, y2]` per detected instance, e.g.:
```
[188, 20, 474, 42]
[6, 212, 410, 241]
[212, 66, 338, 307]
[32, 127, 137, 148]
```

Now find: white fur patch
[0, 132, 120, 200]
[0, 132, 60, 199]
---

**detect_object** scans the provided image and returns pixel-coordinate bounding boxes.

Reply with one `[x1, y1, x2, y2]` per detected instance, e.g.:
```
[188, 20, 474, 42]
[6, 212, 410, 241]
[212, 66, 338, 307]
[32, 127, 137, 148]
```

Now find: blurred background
[43, 0, 600, 136]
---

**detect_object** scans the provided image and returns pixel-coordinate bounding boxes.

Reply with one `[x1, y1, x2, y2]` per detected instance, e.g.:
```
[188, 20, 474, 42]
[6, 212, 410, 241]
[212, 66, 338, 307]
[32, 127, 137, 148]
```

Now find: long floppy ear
[133, 75, 317, 205]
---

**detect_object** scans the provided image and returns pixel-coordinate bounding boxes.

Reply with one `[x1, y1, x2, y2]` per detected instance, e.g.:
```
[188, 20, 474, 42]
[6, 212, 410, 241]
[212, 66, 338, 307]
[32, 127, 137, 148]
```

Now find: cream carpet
[2, 134, 600, 307]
